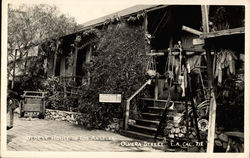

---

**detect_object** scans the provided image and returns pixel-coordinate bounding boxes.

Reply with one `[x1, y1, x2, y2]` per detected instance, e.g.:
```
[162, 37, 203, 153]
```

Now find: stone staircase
[121, 98, 187, 141]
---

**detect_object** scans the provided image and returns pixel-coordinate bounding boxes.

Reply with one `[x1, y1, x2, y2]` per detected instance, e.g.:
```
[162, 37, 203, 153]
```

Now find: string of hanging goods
[177, 41, 187, 97]
[165, 48, 174, 80]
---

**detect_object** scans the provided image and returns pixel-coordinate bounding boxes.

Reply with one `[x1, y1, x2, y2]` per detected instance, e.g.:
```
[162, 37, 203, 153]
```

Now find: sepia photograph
[1, 0, 249, 157]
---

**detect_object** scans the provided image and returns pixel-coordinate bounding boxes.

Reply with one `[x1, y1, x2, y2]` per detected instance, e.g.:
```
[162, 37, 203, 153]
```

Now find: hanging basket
[146, 69, 156, 77]
[146, 56, 156, 77]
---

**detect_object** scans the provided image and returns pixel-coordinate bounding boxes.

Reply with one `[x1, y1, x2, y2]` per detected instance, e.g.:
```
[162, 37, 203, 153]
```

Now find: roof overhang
[60, 5, 168, 39]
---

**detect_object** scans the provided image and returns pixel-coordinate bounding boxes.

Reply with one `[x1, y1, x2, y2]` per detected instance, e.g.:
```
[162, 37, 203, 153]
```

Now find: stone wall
[45, 109, 120, 133]
[14, 108, 120, 132]
[45, 109, 89, 125]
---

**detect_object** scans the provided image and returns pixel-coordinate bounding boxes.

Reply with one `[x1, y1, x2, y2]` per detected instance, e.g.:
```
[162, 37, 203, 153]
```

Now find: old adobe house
[11, 5, 245, 152]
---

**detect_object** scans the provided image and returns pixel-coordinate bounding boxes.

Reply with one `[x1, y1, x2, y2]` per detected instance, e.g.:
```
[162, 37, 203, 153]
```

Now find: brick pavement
[7, 114, 164, 152]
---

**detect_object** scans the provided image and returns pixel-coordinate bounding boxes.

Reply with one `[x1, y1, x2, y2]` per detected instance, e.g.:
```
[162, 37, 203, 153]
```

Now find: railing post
[124, 100, 130, 130]
[154, 74, 159, 100]
[123, 80, 151, 130]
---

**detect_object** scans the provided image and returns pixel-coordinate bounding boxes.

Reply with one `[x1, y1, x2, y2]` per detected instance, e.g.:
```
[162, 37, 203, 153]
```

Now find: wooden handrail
[124, 79, 152, 130]
[127, 80, 152, 102]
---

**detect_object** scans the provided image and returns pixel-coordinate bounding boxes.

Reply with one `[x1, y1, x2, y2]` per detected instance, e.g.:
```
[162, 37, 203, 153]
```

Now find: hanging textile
[168, 55, 201, 75]
[186, 55, 201, 74]
[215, 49, 237, 86]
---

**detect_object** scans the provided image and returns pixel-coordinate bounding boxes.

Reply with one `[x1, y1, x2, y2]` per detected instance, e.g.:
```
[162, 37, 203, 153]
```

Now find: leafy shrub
[42, 76, 79, 111]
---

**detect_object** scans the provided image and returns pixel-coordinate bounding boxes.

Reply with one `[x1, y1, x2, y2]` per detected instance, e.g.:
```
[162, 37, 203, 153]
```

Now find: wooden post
[85, 46, 92, 63]
[63, 57, 67, 110]
[72, 47, 79, 81]
[144, 11, 152, 55]
[8, 107, 14, 128]
[11, 49, 18, 89]
[201, 5, 209, 33]
[207, 88, 217, 153]
[86, 46, 92, 86]
[53, 50, 58, 76]
[144, 11, 148, 34]
[69, 47, 74, 76]
[201, 5, 218, 153]
[124, 100, 130, 130]
[188, 75, 201, 141]
[24, 50, 28, 75]
[206, 47, 217, 153]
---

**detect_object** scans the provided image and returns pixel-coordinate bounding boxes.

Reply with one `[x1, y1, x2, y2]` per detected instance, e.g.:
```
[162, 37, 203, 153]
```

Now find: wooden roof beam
[200, 27, 245, 39]
[182, 25, 202, 36]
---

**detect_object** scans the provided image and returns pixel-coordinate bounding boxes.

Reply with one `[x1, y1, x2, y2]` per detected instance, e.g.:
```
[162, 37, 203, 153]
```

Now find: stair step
[140, 98, 167, 107]
[141, 98, 191, 108]
[141, 112, 162, 120]
[136, 119, 159, 128]
[129, 124, 157, 135]
[147, 106, 165, 110]
[147, 106, 165, 111]
[146, 106, 164, 114]
[141, 98, 168, 102]
[142, 112, 161, 116]
[147, 106, 175, 113]
[141, 98, 191, 104]
[120, 130, 163, 142]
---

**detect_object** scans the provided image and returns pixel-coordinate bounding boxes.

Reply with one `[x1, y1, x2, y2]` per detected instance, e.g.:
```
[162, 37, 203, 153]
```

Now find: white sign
[99, 94, 122, 103]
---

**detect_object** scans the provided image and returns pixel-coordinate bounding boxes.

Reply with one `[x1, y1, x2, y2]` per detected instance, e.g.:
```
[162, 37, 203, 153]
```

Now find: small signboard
[99, 94, 122, 103]
[23, 104, 41, 112]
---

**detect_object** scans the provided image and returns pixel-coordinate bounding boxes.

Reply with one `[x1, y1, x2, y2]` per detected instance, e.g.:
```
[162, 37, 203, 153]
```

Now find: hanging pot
[146, 69, 156, 77]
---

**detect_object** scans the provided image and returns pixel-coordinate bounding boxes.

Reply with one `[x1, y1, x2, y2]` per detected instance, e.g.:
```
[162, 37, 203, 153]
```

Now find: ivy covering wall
[78, 22, 151, 128]
[13, 15, 152, 129]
